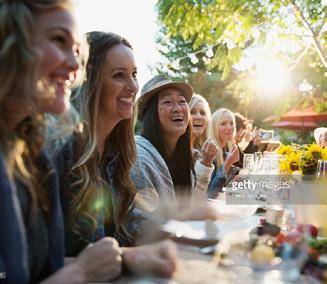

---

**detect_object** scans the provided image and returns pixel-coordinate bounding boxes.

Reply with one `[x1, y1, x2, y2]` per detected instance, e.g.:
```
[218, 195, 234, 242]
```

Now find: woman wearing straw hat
[131, 75, 218, 220]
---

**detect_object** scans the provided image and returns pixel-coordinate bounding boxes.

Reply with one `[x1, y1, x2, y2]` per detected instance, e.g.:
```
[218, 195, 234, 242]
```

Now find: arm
[121, 240, 177, 278]
[191, 159, 214, 202]
[191, 139, 216, 201]
[208, 164, 226, 198]
[127, 154, 175, 243]
[41, 238, 122, 284]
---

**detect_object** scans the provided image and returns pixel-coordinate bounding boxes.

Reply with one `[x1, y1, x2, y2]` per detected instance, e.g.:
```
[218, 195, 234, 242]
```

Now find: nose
[193, 112, 201, 119]
[66, 51, 79, 72]
[172, 101, 183, 112]
[126, 77, 139, 94]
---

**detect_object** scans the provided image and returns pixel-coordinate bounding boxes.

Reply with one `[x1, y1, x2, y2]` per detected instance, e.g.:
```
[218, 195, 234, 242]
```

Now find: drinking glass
[316, 159, 327, 180]
[243, 153, 255, 173]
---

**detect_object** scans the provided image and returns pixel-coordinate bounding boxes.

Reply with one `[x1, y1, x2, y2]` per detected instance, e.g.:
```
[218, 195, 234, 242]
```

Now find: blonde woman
[208, 108, 240, 197]
[0, 1, 131, 283]
[189, 93, 211, 150]
[314, 127, 327, 147]
[55, 32, 176, 279]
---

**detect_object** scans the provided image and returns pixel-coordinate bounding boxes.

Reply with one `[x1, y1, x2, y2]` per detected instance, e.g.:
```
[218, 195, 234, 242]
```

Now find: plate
[162, 220, 219, 247]
[161, 216, 261, 247]
[208, 199, 258, 220]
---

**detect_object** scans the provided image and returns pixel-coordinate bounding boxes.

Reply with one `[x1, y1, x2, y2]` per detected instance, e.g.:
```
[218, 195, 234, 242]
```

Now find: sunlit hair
[188, 93, 211, 149]
[0, 0, 73, 214]
[208, 108, 236, 168]
[140, 93, 194, 197]
[70, 31, 137, 242]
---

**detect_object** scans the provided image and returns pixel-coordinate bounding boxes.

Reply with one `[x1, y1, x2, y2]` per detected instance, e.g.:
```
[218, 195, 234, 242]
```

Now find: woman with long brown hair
[56, 31, 176, 278]
[0, 1, 131, 283]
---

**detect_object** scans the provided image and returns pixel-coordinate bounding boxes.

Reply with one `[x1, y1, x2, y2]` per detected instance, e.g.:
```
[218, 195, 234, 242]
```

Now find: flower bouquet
[277, 144, 327, 175]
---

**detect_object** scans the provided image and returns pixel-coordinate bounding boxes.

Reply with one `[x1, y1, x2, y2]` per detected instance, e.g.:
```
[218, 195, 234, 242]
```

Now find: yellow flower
[307, 144, 322, 159]
[279, 159, 289, 173]
[288, 151, 301, 171]
[277, 145, 294, 156]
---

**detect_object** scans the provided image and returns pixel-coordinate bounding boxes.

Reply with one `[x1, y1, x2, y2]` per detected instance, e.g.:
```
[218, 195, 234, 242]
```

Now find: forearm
[208, 166, 226, 198]
[40, 262, 85, 284]
[191, 160, 214, 203]
[223, 159, 233, 173]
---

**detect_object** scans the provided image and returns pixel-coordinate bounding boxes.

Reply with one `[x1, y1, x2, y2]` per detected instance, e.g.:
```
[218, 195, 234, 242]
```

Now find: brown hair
[0, 0, 73, 215]
[70, 31, 137, 241]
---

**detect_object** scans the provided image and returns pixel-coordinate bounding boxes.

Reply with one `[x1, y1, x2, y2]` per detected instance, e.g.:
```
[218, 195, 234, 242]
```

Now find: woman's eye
[53, 35, 66, 46]
[200, 111, 205, 115]
[114, 72, 124, 78]
[132, 71, 138, 79]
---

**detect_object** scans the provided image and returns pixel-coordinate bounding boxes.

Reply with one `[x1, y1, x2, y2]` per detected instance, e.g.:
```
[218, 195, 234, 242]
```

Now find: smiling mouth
[119, 97, 134, 104]
[193, 124, 203, 128]
[171, 116, 184, 122]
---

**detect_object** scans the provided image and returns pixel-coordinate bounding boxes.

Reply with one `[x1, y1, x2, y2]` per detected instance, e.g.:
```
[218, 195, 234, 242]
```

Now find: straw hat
[138, 75, 193, 119]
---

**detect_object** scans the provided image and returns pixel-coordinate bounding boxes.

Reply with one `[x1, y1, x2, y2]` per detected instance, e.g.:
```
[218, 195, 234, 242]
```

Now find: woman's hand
[201, 139, 218, 167]
[122, 240, 177, 278]
[224, 145, 240, 173]
[41, 237, 123, 284]
[74, 237, 123, 282]
[226, 144, 240, 165]
[252, 129, 262, 146]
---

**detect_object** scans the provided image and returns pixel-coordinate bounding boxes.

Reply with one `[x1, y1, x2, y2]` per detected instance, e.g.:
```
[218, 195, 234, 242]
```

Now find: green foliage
[155, 0, 326, 119]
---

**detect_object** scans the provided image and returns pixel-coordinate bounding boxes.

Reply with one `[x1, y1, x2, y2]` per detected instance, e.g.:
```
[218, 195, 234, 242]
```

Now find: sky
[74, 0, 161, 87]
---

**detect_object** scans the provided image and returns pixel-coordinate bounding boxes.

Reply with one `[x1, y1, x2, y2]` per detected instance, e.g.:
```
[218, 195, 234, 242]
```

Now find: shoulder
[134, 135, 164, 163]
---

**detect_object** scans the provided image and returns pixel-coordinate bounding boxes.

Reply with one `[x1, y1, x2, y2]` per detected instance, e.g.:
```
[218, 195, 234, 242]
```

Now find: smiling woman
[130, 75, 218, 229]
[189, 93, 211, 150]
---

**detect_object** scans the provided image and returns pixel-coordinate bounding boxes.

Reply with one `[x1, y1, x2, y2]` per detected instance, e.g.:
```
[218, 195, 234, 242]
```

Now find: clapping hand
[201, 139, 218, 167]
[226, 144, 240, 165]
[252, 129, 262, 146]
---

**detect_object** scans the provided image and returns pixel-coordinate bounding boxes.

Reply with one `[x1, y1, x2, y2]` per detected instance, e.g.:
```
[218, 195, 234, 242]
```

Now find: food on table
[297, 224, 319, 238]
[251, 244, 275, 264]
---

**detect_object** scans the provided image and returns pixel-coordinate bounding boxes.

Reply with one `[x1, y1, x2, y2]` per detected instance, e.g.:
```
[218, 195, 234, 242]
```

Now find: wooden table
[114, 243, 322, 284]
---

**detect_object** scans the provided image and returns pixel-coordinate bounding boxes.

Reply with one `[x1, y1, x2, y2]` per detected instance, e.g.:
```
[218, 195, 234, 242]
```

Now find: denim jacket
[54, 135, 142, 256]
[0, 150, 64, 284]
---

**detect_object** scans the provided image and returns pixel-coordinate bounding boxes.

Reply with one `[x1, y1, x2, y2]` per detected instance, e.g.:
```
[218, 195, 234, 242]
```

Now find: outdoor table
[113, 243, 322, 284]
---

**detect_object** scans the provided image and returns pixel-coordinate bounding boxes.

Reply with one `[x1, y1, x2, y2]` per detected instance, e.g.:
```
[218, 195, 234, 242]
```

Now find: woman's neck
[220, 138, 228, 149]
[97, 115, 117, 160]
[164, 135, 179, 158]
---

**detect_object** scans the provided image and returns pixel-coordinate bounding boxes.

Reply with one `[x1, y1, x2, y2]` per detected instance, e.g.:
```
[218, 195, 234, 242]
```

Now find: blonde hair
[314, 127, 327, 146]
[208, 108, 235, 168]
[0, 0, 73, 214]
[188, 93, 211, 149]
[69, 32, 137, 243]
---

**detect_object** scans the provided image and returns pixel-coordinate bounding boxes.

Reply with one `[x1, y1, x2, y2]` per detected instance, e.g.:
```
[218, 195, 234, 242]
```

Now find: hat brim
[138, 82, 193, 119]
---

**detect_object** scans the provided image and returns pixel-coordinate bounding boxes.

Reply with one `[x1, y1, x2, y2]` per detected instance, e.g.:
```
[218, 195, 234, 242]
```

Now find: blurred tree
[156, 0, 326, 77]
[155, 0, 326, 121]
